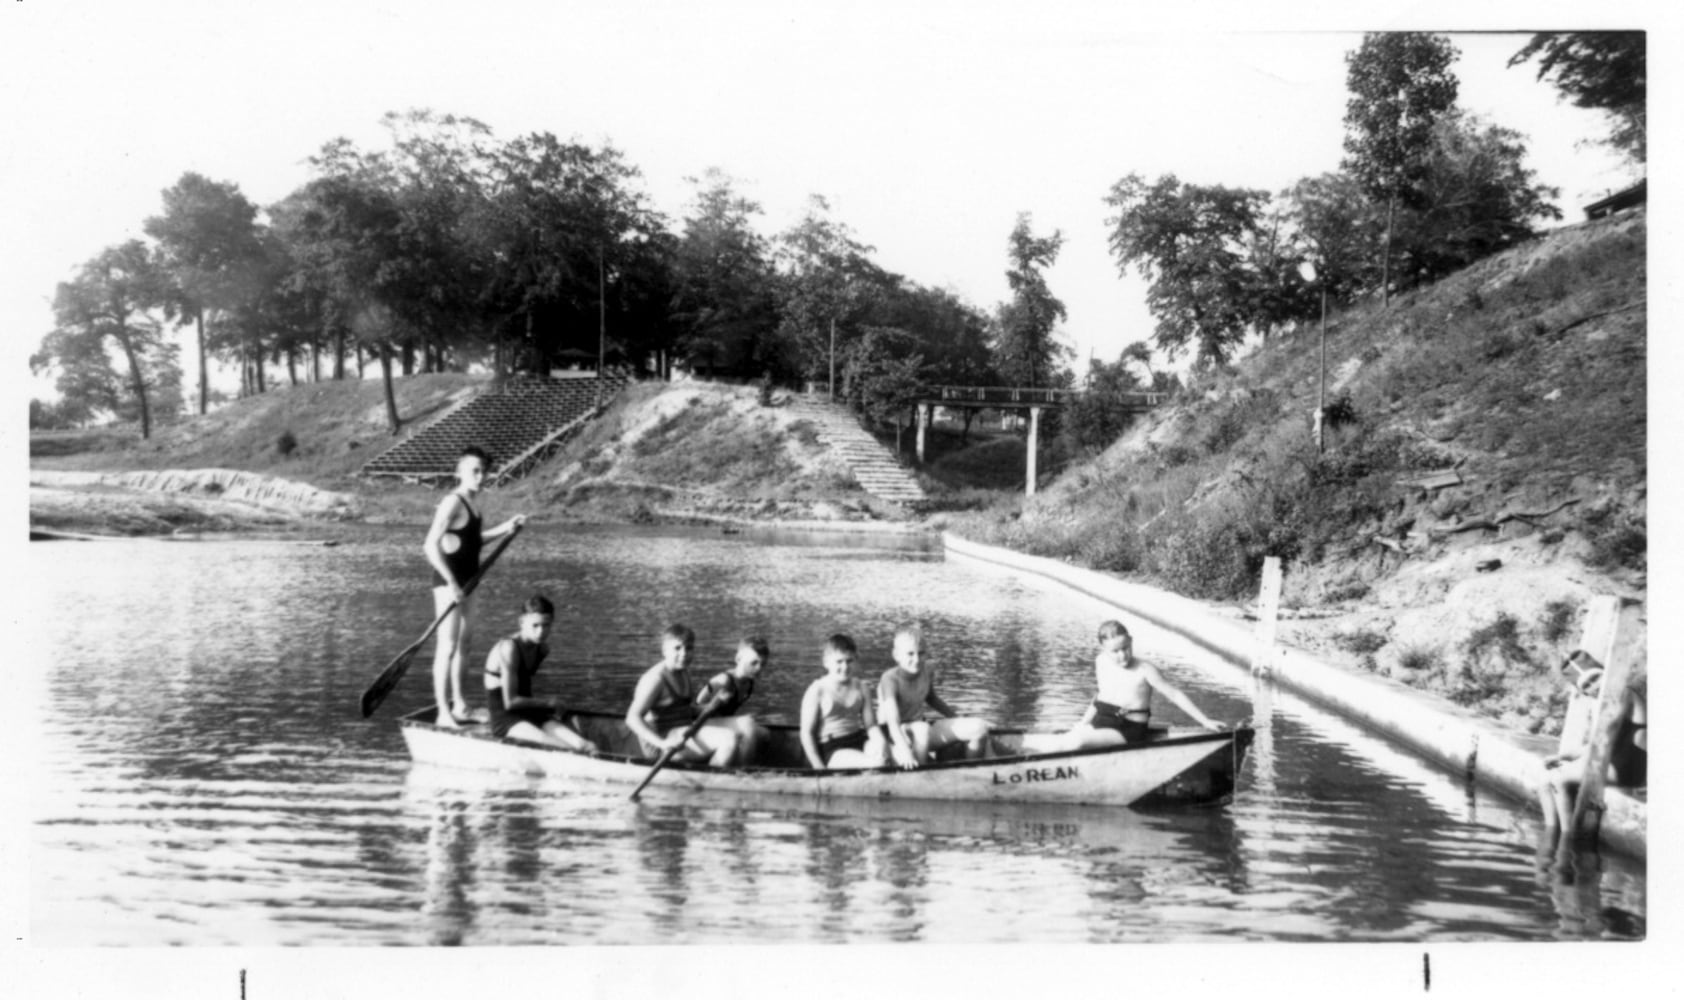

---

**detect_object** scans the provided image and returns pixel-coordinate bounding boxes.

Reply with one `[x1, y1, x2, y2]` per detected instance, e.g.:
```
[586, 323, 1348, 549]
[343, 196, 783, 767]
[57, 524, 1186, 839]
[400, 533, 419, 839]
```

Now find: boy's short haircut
[460, 445, 490, 466]
[663, 623, 696, 646]
[824, 633, 857, 656]
[522, 594, 555, 617]
[740, 635, 771, 660]
[893, 624, 923, 645]
[1097, 620, 1131, 642]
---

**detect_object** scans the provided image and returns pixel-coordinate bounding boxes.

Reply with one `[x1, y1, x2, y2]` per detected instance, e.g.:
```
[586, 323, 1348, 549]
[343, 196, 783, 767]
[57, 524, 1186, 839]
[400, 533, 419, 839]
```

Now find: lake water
[24, 524, 1644, 946]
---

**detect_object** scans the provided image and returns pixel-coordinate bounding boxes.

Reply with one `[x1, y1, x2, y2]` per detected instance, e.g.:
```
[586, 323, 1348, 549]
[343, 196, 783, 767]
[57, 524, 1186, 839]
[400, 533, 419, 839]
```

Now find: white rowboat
[400, 708, 1254, 808]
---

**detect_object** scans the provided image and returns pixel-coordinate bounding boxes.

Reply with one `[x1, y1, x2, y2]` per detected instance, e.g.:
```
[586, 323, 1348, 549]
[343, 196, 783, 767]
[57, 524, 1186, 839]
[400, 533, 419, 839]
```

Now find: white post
[1026, 406, 1041, 496]
[915, 404, 928, 464]
[1253, 557, 1283, 675]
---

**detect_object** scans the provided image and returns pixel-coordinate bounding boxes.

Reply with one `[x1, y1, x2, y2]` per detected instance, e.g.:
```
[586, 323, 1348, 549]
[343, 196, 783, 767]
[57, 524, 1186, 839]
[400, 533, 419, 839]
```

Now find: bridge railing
[922, 385, 1168, 408]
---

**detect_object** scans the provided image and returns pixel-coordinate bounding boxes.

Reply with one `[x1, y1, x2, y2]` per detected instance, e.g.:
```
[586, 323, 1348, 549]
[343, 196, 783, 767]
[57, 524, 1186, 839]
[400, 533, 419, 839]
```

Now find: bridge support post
[1026, 405, 1041, 496]
[915, 404, 929, 464]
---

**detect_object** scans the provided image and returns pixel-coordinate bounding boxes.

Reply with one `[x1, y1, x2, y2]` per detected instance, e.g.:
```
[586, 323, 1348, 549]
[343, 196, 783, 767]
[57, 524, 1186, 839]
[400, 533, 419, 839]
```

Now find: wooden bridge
[911, 385, 1168, 496]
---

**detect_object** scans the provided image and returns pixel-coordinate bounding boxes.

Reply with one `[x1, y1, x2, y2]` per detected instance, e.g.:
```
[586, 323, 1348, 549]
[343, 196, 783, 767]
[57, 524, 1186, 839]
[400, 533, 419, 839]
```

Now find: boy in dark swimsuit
[483, 594, 596, 751]
[424, 446, 526, 728]
[625, 624, 743, 766]
[695, 636, 770, 764]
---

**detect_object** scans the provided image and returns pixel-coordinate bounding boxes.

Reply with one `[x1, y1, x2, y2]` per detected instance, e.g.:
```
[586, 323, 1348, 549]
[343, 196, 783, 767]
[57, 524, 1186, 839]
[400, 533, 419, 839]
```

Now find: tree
[1390, 111, 1562, 287]
[669, 169, 779, 375]
[33, 241, 171, 438]
[1510, 32, 1645, 165]
[1105, 173, 1271, 364]
[1063, 355, 1146, 455]
[993, 213, 1068, 388]
[1342, 32, 1459, 306]
[144, 173, 264, 414]
[774, 195, 880, 390]
[1279, 172, 1384, 304]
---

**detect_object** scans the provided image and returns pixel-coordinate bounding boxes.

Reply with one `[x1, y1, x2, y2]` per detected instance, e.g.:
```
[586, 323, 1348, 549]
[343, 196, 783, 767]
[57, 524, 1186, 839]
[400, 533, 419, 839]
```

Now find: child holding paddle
[483, 594, 596, 751]
[625, 624, 745, 766]
[695, 636, 770, 764]
[425, 446, 526, 729]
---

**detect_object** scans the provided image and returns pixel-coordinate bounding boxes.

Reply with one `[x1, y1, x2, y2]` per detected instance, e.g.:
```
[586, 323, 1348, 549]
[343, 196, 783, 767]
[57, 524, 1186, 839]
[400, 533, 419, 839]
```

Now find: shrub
[1335, 629, 1388, 655]
[1396, 644, 1441, 673]
[1322, 393, 1359, 431]
[1461, 612, 1532, 670]
[1324, 581, 1370, 603]
[1579, 504, 1646, 572]
[276, 429, 298, 457]
[1538, 599, 1577, 644]
[1149, 520, 1256, 600]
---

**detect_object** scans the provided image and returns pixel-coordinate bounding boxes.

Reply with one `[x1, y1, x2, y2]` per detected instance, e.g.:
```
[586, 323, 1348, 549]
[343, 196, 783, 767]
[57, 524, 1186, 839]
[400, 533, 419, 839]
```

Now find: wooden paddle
[358, 524, 523, 719]
[628, 695, 726, 802]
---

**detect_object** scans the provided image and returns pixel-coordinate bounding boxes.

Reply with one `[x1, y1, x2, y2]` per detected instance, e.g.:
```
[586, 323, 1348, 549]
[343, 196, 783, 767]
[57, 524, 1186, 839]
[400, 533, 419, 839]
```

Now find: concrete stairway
[787, 395, 928, 507]
[362, 374, 628, 484]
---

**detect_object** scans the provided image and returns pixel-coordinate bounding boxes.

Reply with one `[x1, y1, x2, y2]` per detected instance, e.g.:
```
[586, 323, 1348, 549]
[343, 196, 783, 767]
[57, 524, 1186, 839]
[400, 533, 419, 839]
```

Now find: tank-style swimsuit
[431, 495, 482, 588]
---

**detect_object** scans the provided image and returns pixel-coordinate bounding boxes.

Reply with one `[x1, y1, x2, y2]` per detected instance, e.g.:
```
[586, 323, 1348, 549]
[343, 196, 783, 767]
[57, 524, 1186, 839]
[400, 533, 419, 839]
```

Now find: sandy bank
[29, 469, 360, 537]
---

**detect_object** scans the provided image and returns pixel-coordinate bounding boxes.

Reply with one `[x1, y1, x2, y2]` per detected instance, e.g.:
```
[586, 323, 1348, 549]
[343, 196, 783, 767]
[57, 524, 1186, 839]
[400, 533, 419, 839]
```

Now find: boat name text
[991, 765, 1080, 785]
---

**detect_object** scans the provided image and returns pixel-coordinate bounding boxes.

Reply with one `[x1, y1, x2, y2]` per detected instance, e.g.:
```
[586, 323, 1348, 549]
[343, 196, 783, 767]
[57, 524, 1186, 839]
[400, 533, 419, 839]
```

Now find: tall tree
[1342, 32, 1459, 306]
[1105, 174, 1271, 364]
[33, 241, 171, 438]
[144, 173, 264, 414]
[993, 213, 1068, 388]
[774, 195, 880, 390]
[669, 169, 779, 375]
[1279, 172, 1384, 304]
[1510, 32, 1645, 166]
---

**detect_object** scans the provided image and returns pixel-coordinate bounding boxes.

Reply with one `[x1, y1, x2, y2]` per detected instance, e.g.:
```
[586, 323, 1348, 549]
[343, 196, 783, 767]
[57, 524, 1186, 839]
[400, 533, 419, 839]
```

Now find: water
[24, 525, 1644, 945]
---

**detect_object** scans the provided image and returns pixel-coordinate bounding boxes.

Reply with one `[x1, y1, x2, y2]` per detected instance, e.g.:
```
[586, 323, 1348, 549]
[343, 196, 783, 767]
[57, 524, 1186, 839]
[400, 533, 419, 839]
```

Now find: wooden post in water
[1026, 406, 1041, 496]
[1569, 595, 1643, 843]
[1253, 557, 1283, 676]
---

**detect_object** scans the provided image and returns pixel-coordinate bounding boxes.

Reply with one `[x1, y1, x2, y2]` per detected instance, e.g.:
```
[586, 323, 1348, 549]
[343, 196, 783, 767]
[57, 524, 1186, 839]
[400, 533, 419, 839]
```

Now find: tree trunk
[380, 343, 401, 434]
[311, 343, 321, 383]
[333, 327, 346, 380]
[1381, 189, 1396, 308]
[287, 348, 299, 386]
[401, 344, 415, 376]
[255, 347, 266, 393]
[357, 345, 366, 379]
[115, 332, 152, 440]
[195, 309, 208, 415]
[961, 408, 976, 446]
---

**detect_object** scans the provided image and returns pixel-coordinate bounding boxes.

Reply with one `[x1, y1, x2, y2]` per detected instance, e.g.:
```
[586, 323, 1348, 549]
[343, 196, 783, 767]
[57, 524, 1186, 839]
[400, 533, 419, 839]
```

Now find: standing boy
[876, 625, 993, 769]
[425, 446, 526, 728]
[625, 624, 744, 767]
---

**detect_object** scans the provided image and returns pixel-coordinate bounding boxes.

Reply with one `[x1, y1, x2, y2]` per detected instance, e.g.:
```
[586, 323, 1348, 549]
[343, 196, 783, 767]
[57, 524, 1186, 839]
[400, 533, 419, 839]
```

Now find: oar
[628, 696, 726, 802]
[358, 524, 524, 719]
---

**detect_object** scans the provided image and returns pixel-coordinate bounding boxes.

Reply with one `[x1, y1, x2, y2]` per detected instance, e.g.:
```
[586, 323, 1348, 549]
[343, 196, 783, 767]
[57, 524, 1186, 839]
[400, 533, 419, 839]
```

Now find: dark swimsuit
[697, 673, 754, 716]
[819, 729, 871, 759]
[485, 636, 556, 739]
[1091, 700, 1152, 742]
[431, 496, 482, 588]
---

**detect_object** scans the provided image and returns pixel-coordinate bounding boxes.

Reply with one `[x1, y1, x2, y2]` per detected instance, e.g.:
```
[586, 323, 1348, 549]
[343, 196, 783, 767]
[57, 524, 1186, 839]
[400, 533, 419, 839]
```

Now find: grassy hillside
[943, 209, 1646, 734]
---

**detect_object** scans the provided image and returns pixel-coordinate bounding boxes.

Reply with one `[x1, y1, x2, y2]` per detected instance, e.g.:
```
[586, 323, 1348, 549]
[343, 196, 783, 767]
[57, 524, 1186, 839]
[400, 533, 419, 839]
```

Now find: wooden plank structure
[1251, 556, 1284, 676]
[1569, 595, 1645, 844]
[910, 385, 1168, 496]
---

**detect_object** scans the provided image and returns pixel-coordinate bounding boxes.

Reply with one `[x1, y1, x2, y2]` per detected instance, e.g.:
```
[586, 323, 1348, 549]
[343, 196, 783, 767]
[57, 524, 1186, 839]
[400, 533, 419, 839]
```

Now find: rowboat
[400, 708, 1254, 808]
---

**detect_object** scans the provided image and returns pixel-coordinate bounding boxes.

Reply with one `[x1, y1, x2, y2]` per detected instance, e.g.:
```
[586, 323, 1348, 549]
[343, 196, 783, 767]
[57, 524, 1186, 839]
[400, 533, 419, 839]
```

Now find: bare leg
[431, 588, 464, 728]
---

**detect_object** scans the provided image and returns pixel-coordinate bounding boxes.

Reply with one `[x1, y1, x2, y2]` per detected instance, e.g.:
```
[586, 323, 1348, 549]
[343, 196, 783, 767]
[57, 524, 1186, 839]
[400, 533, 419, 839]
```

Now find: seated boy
[483, 594, 597, 751]
[695, 636, 770, 764]
[1029, 619, 1223, 752]
[876, 625, 993, 769]
[625, 624, 743, 767]
[799, 633, 889, 769]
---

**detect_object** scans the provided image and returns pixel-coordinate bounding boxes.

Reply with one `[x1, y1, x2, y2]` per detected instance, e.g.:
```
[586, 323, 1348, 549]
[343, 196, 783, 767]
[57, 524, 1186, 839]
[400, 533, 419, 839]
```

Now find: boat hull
[399, 709, 1252, 808]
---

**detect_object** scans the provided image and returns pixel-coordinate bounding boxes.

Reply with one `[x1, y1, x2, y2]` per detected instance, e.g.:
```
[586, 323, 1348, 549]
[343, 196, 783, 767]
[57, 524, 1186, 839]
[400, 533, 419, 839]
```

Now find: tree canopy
[1510, 32, 1645, 165]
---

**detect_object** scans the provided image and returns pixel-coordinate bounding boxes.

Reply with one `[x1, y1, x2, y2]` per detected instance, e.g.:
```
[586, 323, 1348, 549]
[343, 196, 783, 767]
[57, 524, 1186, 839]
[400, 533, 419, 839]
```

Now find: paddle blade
[360, 641, 422, 718]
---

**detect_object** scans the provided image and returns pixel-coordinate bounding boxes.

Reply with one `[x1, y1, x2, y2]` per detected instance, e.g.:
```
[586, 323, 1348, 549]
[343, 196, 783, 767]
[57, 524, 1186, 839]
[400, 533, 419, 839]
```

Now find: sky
[3, 1, 1652, 406]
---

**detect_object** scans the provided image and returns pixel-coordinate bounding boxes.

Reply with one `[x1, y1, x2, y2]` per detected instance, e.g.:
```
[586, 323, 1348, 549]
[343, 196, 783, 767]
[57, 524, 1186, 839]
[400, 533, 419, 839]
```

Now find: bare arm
[926, 688, 958, 719]
[483, 513, 527, 541]
[1143, 663, 1221, 730]
[799, 684, 826, 769]
[625, 668, 676, 750]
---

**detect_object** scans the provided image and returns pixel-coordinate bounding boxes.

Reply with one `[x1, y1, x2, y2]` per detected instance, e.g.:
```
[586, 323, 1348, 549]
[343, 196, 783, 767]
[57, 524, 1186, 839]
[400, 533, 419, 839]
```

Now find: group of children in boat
[421, 446, 1227, 771]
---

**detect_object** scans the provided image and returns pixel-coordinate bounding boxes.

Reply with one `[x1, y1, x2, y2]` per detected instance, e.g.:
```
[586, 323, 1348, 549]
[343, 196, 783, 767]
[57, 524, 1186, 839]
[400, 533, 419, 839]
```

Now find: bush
[276, 429, 298, 457]
[1335, 629, 1388, 655]
[1538, 599, 1577, 644]
[1579, 504, 1646, 572]
[1149, 520, 1256, 600]
[1461, 612, 1532, 670]
[1396, 644, 1441, 673]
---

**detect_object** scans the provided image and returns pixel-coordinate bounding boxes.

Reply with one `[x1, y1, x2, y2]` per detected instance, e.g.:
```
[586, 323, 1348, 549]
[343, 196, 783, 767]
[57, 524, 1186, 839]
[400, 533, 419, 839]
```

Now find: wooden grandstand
[361, 374, 629, 485]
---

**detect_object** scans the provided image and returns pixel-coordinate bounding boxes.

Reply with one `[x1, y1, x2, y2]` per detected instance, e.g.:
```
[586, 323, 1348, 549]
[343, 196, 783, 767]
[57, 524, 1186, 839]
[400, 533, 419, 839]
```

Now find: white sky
[3, 1, 1652, 403]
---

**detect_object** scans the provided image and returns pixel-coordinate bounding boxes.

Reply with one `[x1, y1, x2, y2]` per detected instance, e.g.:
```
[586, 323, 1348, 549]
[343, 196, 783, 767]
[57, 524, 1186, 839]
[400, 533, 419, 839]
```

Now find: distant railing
[920, 385, 1168, 408]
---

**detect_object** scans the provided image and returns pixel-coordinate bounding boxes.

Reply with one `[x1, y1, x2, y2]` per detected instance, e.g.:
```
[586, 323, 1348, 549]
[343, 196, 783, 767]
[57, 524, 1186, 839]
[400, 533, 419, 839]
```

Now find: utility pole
[828, 316, 836, 401]
[597, 248, 606, 407]
[1298, 259, 1327, 454]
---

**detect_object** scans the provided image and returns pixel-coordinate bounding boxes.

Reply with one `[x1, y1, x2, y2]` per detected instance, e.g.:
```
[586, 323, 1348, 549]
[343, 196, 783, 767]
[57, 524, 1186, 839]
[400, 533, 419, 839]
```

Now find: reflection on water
[26, 526, 1644, 944]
